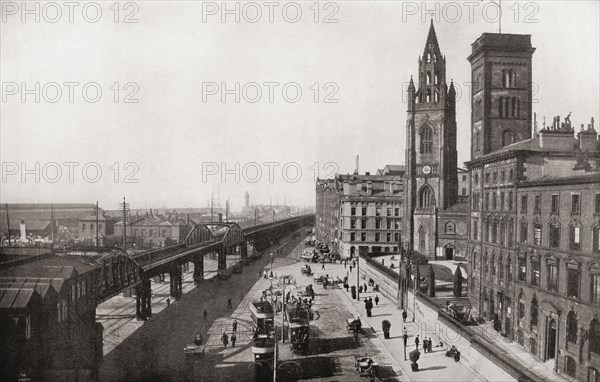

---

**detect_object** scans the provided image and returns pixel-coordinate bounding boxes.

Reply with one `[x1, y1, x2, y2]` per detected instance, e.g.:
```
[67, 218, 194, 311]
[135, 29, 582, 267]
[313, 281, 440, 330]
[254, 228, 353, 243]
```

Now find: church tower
[404, 21, 458, 258]
[468, 33, 535, 159]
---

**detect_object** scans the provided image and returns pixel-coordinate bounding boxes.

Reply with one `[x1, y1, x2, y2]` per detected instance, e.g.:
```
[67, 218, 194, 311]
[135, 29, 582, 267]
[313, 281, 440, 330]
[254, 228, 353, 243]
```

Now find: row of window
[132, 228, 169, 238]
[350, 206, 401, 217]
[81, 223, 103, 232]
[498, 97, 521, 118]
[480, 169, 514, 186]
[519, 220, 600, 253]
[481, 219, 515, 247]
[348, 232, 400, 243]
[477, 190, 514, 212]
[478, 252, 600, 303]
[348, 218, 402, 230]
[520, 193, 600, 215]
[349, 246, 399, 256]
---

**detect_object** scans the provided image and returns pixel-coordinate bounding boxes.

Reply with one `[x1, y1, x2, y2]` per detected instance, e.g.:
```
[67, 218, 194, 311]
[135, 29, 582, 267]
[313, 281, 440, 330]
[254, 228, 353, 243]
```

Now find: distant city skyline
[2, 1, 598, 209]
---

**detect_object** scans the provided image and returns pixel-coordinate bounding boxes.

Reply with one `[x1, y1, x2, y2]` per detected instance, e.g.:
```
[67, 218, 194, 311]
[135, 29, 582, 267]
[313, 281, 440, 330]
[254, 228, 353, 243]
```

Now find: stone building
[466, 31, 600, 381]
[402, 21, 469, 261]
[316, 173, 404, 258]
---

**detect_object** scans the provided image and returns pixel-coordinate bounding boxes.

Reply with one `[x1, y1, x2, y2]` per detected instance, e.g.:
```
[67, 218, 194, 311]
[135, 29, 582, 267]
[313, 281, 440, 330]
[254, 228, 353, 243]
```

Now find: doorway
[546, 319, 557, 360]
[445, 246, 454, 260]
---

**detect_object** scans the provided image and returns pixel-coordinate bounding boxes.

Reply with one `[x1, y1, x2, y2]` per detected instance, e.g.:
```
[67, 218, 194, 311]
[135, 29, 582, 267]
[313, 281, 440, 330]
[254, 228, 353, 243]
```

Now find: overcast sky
[1, 0, 598, 211]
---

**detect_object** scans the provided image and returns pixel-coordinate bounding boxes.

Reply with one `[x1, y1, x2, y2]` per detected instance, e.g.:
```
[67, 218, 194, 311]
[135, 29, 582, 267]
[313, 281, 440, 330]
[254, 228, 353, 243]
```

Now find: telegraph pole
[95, 201, 99, 247]
[5, 204, 11, 246]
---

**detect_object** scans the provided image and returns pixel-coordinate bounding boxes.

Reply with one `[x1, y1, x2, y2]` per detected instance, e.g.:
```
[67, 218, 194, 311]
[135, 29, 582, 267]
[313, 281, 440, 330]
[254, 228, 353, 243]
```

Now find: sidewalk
[324, 263, 480, 382]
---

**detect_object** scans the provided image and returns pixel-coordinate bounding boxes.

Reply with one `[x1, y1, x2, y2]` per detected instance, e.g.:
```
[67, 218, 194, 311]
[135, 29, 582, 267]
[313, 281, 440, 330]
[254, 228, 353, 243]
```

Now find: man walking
[221, 332, 229, 348]
[402, 309, 407, 323]
[227, 298, 233, 309]
[415, 335, 420, 350]
[232, 319, 237, 333]
[374, 295, 379, 306]
[231, 333, 237, 348]
[203, 310, 208, 320]
[403, 328, 408, 360]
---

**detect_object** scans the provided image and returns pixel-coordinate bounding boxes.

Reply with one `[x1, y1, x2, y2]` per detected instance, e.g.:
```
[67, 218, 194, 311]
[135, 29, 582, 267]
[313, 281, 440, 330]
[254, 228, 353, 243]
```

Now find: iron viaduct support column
[193, 254, 204, 284]
[240, 242, 248, 259]
[218, 246, 227, 270]
[170, 263, 183, 300]
[136, 277, 152, 320]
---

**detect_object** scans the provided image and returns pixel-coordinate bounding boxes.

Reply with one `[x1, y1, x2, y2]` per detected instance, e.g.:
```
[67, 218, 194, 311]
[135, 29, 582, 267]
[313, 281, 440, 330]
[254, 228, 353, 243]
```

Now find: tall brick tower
[468, 34, 536, 160]
[404, 21, 458, 258]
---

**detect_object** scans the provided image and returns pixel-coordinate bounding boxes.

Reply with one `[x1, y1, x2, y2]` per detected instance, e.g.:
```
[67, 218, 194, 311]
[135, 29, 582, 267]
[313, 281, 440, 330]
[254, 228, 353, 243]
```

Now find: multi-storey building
[316, 172, 404, 258]
[466, 32, 600, 381]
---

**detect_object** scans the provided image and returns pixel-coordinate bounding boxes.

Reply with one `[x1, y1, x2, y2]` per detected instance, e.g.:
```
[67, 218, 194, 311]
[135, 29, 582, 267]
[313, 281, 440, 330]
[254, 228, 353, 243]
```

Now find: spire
[423, 19, 440, 58]
[448, 79, 456, 96]
[408, 75, 415, 89]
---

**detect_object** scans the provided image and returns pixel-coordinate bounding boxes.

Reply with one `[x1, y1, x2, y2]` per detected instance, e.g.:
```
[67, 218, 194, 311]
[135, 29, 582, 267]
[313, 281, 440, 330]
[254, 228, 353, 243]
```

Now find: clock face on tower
[422, 165, 432, 175]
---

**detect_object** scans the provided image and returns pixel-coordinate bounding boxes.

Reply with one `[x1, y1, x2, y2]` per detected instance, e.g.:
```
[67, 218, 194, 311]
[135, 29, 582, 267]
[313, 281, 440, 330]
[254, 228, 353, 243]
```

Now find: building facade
[316, 173, 404, 258]
[466, 32, 600, 381]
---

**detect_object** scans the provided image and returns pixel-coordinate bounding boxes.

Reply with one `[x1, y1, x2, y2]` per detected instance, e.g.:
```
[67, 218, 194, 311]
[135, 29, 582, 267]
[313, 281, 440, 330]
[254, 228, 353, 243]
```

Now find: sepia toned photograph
[1, 1, 599, 381]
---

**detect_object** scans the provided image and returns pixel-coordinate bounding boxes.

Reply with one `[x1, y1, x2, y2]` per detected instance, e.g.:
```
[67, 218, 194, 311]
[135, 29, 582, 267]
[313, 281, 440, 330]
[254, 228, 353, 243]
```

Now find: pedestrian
[423, 338, 429, 353]
[428, 337, 433, 353]
[364, 283, 368, 292]
[344, 260, 347, 268]
[166, 297, 170, 307]
[231, 333, 237, 348]
[402, 309, 407, 322]
[415, 335, 420, 349]
[403, 329, 408, 347]
[221, 332, 229, 348]
[359, 285, 363, 293]
[374, 295, 379, 306]
[349, 265, 353, 272]
[203, 310, 208, 320]
[263, 270, 268, 279]
[232, 319, 237, 333]
[228, 298, 233, 309]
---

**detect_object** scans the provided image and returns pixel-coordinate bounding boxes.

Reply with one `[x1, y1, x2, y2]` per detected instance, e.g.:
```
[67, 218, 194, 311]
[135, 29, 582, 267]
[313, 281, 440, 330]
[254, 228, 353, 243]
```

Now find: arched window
[565, 356, 577, 377]
[445, 221, 456, 234]
[548, 222, 560, 248]
[491, 253, 497, 277]
[427, 53, 432, 63]
[434, 91, 440, 102]
[418, 225, 426, 250]
[590, 319, 600, 356]
[420, 125, 433, 154]
[588, 368, 599, 382]
[518, 289, 525, 319]
[418, 185, 435, 208]
[483, 252, 489, 275]
[434, 74, 439, 84]
[530, 295, 538, 329]
[498, 255, 505, 282]
[566, 310, 577, 344]
[427, 71, 432, 85]
[426, 88, 432, 103]
[502, 130, 514, 147]
[569, 223, 582, 251]
[499, 97, 504, 117]
[512, 98, 518, 118]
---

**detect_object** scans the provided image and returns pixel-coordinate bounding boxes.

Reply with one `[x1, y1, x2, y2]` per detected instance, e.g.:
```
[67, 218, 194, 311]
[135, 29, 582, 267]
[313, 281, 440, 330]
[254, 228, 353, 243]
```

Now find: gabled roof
[0, 287, 37, 309]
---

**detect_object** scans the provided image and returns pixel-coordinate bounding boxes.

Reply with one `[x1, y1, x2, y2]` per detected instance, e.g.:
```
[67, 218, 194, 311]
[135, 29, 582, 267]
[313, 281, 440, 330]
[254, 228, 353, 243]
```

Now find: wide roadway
[98, 233, 403, 381]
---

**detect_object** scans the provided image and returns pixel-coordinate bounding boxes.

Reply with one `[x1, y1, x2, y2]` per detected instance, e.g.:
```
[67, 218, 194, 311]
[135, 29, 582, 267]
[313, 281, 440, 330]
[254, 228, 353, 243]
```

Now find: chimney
[539, 121, 575, 151]
[578, 121, 598, 152]
[367, 181, 373, 196]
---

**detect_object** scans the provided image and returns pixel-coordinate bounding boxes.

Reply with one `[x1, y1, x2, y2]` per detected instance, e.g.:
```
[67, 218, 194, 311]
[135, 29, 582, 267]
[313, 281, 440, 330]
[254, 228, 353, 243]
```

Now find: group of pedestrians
[221, 318, 239, 348]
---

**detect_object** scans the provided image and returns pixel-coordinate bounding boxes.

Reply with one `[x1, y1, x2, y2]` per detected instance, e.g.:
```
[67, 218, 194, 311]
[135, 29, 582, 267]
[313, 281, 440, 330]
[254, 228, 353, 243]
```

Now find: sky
[1, 0, 598, 211]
